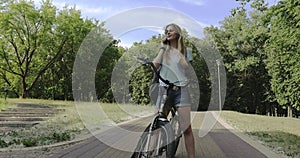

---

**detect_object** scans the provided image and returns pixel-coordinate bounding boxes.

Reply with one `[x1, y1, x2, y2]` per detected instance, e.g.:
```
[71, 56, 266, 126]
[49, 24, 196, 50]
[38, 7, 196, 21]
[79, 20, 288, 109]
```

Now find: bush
[0, 139, 8, 148]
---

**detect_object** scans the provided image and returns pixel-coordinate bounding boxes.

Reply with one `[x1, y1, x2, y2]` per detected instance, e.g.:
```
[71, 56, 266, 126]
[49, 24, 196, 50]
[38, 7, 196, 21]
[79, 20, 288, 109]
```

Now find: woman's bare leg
[177, 106, 195, 158]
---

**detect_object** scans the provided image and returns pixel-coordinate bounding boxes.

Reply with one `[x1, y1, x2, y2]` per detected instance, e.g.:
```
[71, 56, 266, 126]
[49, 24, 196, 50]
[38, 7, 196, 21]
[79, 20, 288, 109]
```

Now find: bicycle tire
[132, 122, 175, 158]
[131, 124, 150, 158]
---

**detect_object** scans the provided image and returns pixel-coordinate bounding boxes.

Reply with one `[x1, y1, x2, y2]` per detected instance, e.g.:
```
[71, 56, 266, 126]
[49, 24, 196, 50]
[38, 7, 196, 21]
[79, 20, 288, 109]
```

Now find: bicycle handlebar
[135, 56, 173, 87]
[135, 56, 151, 64]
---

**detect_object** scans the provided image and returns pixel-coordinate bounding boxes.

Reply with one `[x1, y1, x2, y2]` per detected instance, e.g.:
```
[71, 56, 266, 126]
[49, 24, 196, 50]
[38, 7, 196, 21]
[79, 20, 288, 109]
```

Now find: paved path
[47, 112, 283, 158]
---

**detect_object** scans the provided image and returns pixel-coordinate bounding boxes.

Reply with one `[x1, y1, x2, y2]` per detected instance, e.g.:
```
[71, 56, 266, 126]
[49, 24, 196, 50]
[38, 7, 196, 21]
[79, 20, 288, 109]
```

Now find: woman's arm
[153, 49, 164, 68]
[153, 47, 166, 69]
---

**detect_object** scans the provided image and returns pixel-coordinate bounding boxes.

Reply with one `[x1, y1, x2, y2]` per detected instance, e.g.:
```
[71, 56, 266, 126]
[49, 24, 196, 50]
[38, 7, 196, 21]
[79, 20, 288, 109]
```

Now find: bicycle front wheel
[132, 122, 175, 158]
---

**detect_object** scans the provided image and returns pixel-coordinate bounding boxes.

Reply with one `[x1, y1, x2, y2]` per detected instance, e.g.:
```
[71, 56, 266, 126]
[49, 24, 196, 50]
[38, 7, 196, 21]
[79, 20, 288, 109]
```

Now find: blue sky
[48, 0, 240, 26]
[34, 0, 278, 47]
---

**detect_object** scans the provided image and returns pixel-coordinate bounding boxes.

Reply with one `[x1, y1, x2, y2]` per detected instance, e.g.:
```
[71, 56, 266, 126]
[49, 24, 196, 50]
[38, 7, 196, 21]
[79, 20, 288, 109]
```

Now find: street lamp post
[216, 59, 222, 111]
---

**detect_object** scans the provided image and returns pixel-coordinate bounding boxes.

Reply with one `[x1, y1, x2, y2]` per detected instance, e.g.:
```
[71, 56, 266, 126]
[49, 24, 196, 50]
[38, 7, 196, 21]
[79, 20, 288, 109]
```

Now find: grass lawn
[221, 111, 300, 158]
[0, 98, 153, 148]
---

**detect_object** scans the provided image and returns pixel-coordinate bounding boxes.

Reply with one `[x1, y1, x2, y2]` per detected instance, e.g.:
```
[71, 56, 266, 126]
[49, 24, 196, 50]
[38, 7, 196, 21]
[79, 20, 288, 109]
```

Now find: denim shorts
[156, 86, 191, 109]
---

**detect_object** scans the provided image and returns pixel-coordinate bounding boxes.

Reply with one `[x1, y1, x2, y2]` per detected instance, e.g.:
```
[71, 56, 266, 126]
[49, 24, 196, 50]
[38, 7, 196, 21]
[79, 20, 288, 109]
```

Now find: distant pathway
[47, 112, 283, 158]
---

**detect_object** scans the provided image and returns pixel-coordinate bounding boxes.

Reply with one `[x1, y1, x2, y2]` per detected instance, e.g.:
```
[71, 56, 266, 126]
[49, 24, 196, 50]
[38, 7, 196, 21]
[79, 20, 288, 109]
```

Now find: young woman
[153, 23, 195, 158]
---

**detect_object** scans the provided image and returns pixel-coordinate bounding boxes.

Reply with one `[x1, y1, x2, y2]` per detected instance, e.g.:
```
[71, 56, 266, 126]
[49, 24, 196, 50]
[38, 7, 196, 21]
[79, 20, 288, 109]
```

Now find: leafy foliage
[205, 0, 271, 114]
[204, 0, 299, 116]
[264, 0, 300, 116]
[126, 39, 161, 105]
[0, 0, 117, 101]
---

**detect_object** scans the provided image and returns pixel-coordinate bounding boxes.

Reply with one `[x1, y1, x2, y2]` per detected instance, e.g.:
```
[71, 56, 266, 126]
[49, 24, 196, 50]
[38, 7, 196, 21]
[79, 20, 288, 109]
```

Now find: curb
[0, 132, 92, 152]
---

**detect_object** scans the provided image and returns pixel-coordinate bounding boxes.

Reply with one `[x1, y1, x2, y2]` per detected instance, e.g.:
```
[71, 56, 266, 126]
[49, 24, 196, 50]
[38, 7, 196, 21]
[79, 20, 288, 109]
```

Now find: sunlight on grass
[221, 111, 300, 158]
[221, 111, 300, 136]
[0, 99, 17, 111]
[249, 131, 300, 158]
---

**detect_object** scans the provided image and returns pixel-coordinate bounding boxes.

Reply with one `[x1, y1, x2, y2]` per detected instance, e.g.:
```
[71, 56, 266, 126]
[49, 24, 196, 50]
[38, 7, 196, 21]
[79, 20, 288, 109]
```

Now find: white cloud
[46, 1, 117, 20]
[76, 5, 115, 16]
[265, 0, 278, 6]
[51, 1, 113, 15]
[104, 7, 207, 48]
[178, 0, 205, 6]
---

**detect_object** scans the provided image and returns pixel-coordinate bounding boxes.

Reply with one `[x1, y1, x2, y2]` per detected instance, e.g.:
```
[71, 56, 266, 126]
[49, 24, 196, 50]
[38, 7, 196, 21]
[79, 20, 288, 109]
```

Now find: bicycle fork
[143, 116, 157, 157]
[145, 116, 168, 157]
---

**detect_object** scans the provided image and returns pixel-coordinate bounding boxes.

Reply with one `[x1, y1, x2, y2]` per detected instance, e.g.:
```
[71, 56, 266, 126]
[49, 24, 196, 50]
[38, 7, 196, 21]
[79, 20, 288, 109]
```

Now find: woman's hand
[161, 37, 169, 48]
[179, 53, 189, 69]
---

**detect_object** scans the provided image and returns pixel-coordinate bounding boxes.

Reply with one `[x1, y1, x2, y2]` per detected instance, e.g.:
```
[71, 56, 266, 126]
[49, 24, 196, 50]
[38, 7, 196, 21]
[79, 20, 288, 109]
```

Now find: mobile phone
[163, 38, 169, 45]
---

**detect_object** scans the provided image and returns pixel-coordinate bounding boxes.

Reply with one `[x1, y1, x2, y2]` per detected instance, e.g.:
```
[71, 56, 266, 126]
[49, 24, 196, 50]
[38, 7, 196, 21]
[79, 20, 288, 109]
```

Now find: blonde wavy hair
[164, 23, 186, 57]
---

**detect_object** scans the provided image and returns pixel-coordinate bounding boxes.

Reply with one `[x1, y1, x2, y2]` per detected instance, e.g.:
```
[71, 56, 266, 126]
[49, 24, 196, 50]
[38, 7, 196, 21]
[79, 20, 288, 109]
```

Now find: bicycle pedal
[159, 146, 166, 155]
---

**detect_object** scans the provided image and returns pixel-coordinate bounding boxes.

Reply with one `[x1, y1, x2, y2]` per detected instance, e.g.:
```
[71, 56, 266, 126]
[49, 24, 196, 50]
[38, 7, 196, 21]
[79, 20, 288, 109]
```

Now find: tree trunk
[22, 76, 27, 98]
[287, 105, 293, 117]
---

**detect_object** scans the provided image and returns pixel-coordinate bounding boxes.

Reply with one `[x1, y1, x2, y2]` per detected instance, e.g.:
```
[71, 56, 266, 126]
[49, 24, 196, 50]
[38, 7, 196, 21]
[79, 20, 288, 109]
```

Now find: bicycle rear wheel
[132, 122, 175, 158]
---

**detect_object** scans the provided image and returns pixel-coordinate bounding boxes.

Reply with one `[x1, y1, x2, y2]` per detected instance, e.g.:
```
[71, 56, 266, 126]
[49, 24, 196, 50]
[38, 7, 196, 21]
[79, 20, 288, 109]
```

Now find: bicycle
[131, 56, 182, 158]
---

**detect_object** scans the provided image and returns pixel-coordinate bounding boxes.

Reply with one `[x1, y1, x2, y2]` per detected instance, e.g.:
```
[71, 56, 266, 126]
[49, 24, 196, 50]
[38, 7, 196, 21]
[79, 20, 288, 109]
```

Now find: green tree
[186, 37, 211, 111]
[126, 39, 160, 105]
[96, 40, 123, 102]
[0, 0, 58, 98]
[31, 5, 96, 100]
[72, 20, 115, 101]
[206, 0, 272, 114]
[0, 0, 100, 99]
[264, 0, 300, 117]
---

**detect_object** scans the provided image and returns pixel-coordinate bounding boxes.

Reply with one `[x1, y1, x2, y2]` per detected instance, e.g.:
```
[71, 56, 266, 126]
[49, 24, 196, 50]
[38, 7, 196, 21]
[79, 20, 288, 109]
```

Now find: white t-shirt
[159, 48, 192, 87]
